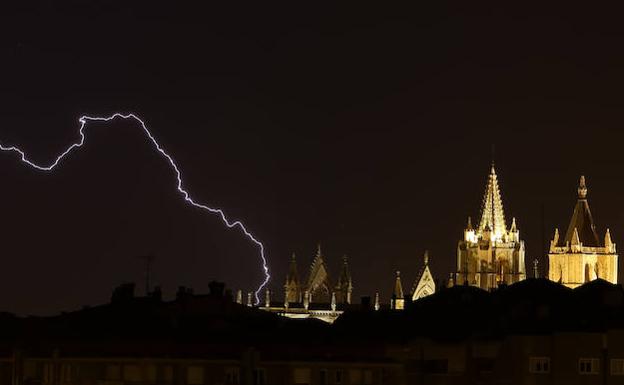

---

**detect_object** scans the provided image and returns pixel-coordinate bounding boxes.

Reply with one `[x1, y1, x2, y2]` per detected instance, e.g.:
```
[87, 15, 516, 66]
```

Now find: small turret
[391, 271, 405, 310]
[265, 289, 271, 308]
[571, 227, 581, 252]
[605, 228, 615, 253]
[551, 228, 560, 250]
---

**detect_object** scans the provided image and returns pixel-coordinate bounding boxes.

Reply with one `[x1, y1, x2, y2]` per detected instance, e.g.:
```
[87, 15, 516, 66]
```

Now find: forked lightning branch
[0, 113, 270, 303]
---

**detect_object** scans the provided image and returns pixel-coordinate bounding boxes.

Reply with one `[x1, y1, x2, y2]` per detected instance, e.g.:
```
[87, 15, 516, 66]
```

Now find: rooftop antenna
[540, 203, 545, 276]
[137, 254, 156, 295]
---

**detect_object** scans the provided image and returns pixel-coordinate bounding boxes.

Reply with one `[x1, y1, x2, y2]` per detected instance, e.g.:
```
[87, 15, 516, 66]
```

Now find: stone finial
[571, 227, 581, 246]
[578, 175, 587, 199]
[467, 216, 473, 230]
[303, 290, 310, 310]
[265, 289, 271, 308]
[511, 217, 517, 232]
[374, 292, 380, 311]
[553, 228, 559, 246]
[246, 292, 253, 307]
[236, 289, 242, 304]
[533, 259, 539, 279]
[331, 292, 336, 311]
[423, 250, 429, 265]
[605, 228, 614, 252]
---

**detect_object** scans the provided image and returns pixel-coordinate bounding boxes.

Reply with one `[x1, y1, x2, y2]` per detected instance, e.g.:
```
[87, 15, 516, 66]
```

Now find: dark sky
[1, 2, 624, 314]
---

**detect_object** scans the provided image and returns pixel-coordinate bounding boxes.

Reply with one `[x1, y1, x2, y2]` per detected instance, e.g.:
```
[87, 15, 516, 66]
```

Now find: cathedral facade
[453, 165, 526, 289]
[548, 176, 618, 288]
[260, 245, 353, 323]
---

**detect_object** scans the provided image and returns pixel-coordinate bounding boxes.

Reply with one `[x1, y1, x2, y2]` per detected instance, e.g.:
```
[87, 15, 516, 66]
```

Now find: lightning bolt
[0, 113, 270, 304]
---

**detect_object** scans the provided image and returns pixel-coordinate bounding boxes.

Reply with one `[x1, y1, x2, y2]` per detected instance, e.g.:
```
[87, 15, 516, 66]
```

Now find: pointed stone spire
[553, 228, 560, 246]
[467, 216, 473, 230]
[578, 175, 588, 199]
[374, 292, 380, 311]
[479, 164, 507, 236]
[533, 259, 539, 279]
[392, 271, 405, 310]
[511, 217, 517, 232]
[605, 228, 614, 252]
[307, 243, 331, 302]
[335, 255, 353, 304]
[393, 271, 404, 298]
[284, 252, 301, 304]
[571, 227, 580, 246]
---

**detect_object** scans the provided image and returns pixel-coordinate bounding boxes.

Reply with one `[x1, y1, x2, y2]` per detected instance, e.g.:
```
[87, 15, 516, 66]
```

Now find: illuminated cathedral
[452, 165, 526, 289]
[259, 245, 353, 323]
[548, 176, 618, 288]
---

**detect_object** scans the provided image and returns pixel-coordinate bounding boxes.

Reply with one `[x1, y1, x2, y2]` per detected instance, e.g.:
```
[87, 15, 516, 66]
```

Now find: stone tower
[548, 176, 618, 288]
[284, 253, 301, 304]
[391, 271, 405, 310]
[334, 255, 353, 304]
[454, 164, 526, 289]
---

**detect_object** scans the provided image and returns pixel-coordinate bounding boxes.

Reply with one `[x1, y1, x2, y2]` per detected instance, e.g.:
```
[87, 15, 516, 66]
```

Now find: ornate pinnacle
[578, 175, 587, 199]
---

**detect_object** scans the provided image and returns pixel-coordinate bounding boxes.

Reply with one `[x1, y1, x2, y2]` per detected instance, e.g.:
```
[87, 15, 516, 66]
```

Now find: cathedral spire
[335, 255, 353, 304]
[478, 164, 507, 237]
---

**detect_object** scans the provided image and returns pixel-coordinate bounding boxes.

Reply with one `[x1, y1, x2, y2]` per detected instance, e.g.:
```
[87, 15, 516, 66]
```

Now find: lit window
[579, 358, 600, 375]
[43, 363, 54, 384]
[293, 368, 311, 385]
[225, 367, 240, 385]
[61, 364, 72, 383]
[349, 369, 362, 385]
[335, 370, 343, 384]
[529, 357, 550, 374]
[611, 359, 624, 375]
[163, 365, 174, 383]
[319, 369, 327, 385]
[145, 364, 157, 382]
[187, 366, 204, 385]
[253, 368, 266, 385]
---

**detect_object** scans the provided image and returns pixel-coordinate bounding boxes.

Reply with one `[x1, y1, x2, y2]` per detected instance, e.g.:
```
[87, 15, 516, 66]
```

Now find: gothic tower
[548, 176, 618, 288]
[391, 271, 405, 310]
[284, 253, 301, 304]
[454, 164, 526, 289]
[334, 255, 353, 304]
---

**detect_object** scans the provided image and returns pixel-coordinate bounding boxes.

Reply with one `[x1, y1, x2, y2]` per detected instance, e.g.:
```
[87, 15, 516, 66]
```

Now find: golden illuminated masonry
[548, 176, 618, 288]
[453, 165, 526, 289]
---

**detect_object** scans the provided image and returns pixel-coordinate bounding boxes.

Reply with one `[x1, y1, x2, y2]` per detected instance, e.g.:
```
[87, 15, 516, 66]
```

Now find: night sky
[2, 3, 624, 314]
